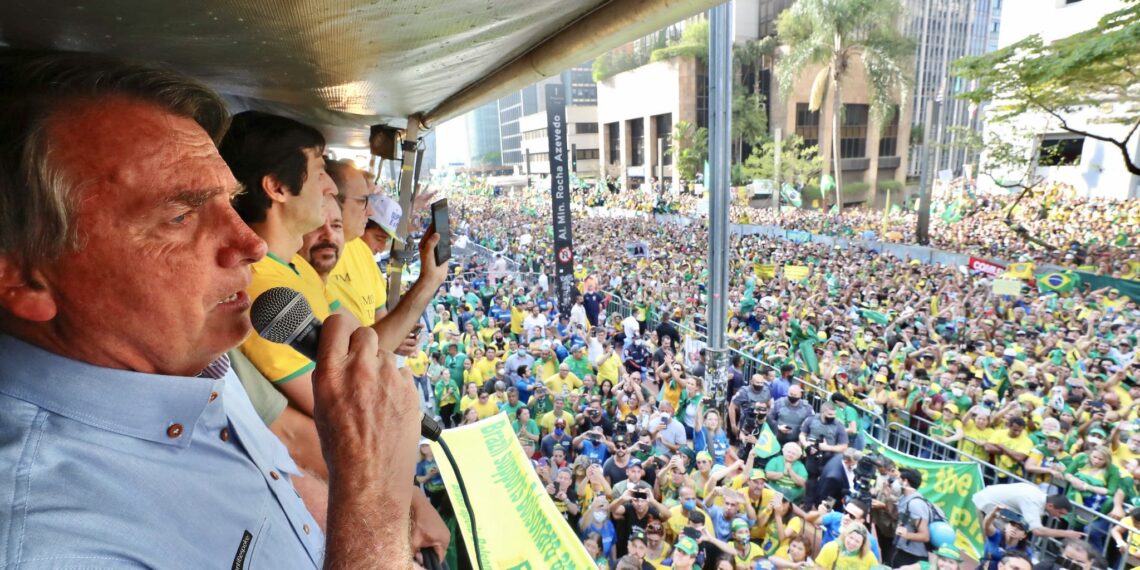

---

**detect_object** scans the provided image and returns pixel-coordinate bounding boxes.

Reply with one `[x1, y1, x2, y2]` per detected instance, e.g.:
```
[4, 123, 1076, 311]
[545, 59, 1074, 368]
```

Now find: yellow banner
[753, 262, 776, 280]
[431, 414, 592, 569]
[784, 265, 811, 281]
[1003, 262, 1035, 280]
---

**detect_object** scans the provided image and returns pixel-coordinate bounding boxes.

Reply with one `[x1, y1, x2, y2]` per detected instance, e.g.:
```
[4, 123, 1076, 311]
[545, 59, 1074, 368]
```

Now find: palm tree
[775, 0, 913, 214]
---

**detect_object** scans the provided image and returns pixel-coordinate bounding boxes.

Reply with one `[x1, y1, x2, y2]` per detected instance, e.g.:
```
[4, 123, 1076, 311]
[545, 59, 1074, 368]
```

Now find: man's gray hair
[0, 52, 229, 269]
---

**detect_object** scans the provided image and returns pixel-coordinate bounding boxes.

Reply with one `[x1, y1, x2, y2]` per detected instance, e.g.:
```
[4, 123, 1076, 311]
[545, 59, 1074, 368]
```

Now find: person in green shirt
[443, 342, 467, 383]
[499, 387, 525, 419]
[566, 345, 593, 379]
[433, 369, 460, 427]
[764, 442, 809, 503]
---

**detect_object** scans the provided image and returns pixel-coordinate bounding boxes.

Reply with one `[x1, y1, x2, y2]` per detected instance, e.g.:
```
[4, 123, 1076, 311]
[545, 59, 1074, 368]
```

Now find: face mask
[683, 499, 697, 511]
[890, 480, 902, 494]
[554, 428, 565, 437]
[823, 416, 835, 424]
[951, 388, 963, 397]
[788, 396, 800, 405]
[592, 510, 607, 523]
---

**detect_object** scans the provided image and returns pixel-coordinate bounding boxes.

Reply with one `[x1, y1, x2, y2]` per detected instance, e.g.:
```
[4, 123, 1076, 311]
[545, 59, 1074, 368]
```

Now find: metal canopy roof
[0, 0, 720, 146]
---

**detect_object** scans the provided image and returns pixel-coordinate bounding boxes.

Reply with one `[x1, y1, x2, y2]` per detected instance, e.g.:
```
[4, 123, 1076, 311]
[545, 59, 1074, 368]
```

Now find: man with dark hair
[221, 111, 447, 418]
[0, 52, 435, 568]
[973, 482, 1081, 539]
[894, 468, 933, 567]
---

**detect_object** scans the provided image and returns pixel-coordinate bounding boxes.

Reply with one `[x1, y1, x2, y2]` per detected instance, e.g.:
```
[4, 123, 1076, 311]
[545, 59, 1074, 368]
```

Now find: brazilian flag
[753, 423, 781, 461]
[940, 199, 964, 223]
[1038, 272, 1078, 294]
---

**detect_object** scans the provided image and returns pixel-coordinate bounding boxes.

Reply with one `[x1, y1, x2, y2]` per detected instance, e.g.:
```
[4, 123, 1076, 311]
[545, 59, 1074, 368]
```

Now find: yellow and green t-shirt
[327, 237, 386, 326]
[814, 541, 878, 570]
[241, 252, 340, 384]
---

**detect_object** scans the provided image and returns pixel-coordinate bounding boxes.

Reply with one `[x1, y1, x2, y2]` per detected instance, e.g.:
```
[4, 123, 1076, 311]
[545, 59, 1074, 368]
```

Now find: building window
[575, 148, 600, 160]
[630, 118, 645, 166]
[840, 104, 869, 158]
[878, 108, 899, 158]
[795, 103, 820, 150]
[530, 152, 550, 163]
[523, 128, 547, 141]
[696, 72, 709, 129]
[576, 123, 599, 134]
[1038, 134, 1084, 166]
[607, 122, 620, 164]
[655, 114, 673, 166]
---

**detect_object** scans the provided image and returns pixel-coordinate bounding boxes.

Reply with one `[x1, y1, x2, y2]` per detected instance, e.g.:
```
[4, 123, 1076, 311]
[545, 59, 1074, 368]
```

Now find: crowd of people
[402, 176, 1139, 569]
[729, 184, 1138, 280]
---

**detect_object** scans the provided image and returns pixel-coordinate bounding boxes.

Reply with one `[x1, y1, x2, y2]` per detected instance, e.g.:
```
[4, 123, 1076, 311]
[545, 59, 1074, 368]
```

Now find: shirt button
[220, 428, 230, 442]
[166, 423, 184, 438]
[270, 471, 280, 480]
[209, 391, 219, 403]
[303, 524, 311, 535]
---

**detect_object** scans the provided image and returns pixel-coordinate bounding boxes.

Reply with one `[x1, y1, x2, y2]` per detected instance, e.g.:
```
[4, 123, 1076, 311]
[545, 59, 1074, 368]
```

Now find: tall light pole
[706, 0, 732, 408]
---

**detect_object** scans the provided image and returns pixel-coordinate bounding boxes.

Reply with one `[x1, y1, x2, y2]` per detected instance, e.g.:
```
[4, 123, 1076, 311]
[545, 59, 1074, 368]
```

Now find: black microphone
[251, 286, 443, 441]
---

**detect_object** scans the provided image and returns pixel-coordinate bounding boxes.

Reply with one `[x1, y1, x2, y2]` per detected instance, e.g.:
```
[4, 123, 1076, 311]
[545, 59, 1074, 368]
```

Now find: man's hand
[315, 315, 421, 567]
[411, 488, 450, 562]
[416, 228, 448, 291]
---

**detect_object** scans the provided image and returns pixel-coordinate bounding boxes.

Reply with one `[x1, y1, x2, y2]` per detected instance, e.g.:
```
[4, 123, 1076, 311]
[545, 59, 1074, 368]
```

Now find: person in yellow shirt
[545, 363, 583, 395]
[323, 161, 389, 326]
[539, 396, 577, 436]
[960, 408, 995, 460]
[473, 348, 500, 381]
[984, 417, 1035, 479]
[510, 298, 528, 339]
[470, 389, 501, 420]
[405, 346, 429, 378]
[1112, 427, 1140, 472]
[597, 344, 623, 384]
[813, 523, 878, 570]
[432, 310, 458, 343]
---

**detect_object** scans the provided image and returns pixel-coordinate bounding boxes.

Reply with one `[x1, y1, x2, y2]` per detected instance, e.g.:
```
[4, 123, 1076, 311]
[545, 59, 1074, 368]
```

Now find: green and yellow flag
[753, 423, 781, 461]
[859, 308, 891, 325]
[432, 414, 593, 568]
[1003, 262, 1035, 280]
[1037, 272, 1078, 294]
[867, 435, 985, 558]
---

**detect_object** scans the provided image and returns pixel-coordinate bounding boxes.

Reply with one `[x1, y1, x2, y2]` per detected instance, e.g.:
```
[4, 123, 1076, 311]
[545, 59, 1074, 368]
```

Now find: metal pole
[706, 1, 732, 408]
[773, 127, 782, 212]
[916, 99, 936, 244]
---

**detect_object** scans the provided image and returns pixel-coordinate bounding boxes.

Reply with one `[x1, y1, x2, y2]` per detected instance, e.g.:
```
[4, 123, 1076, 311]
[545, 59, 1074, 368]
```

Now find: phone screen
[431, 199, 451, 266]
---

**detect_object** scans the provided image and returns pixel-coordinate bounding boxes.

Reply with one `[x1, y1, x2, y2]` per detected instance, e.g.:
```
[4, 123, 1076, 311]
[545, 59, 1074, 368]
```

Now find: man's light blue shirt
[0, 335, 325, 569]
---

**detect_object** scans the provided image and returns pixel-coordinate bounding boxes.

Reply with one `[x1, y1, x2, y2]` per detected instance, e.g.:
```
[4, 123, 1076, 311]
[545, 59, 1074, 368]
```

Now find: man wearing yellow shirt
[223, 111, 447, 417]
[472, 348, 500, 381]
[510, 298, 529, 339]
[324, 161, 392, 326]
[539, 396, 577, 436]
[545, 362, 583, 395]
[1111, 429, 1140, 472]
[984, 417, 1035, 479]
[471, 390, 501, 420]
[433, 310, 459, 344]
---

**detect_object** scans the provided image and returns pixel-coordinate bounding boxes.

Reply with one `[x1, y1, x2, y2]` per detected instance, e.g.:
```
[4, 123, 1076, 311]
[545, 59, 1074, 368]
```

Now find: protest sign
[967, 257, 1005, 277]
[992, 278, 1023, 297]
[784, 265, 811, 281]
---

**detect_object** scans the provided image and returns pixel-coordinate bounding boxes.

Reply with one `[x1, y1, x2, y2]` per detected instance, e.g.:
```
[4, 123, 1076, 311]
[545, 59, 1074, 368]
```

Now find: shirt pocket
[234, 515, 272, 570]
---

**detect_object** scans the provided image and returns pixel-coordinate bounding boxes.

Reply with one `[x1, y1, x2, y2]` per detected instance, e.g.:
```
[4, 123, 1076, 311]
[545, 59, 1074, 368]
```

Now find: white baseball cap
[367, 194, 403, 243]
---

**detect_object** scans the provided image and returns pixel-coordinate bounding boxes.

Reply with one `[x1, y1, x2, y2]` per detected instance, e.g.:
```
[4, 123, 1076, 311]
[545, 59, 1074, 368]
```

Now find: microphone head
[251, 287, 315, 344]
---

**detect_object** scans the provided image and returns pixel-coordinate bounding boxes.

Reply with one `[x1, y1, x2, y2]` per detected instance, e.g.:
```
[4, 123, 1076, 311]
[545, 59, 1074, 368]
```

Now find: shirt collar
[0, 335, 219, 448]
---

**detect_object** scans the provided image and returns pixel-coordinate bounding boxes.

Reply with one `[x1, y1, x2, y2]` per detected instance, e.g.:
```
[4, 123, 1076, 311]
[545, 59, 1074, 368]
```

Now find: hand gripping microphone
[250, 287, 443, 441]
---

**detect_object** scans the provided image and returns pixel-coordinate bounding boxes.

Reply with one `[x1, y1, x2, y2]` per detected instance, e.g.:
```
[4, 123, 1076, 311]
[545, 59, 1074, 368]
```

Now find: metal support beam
[705, 1, 732, 408]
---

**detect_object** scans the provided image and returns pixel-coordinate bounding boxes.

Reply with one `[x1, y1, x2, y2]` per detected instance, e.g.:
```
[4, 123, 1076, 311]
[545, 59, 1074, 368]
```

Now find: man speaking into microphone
[0, 53, 437, 568]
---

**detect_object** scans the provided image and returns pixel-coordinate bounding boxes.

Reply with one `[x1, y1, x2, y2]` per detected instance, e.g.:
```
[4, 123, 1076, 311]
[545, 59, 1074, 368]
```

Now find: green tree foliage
[651, 20, 710, 65]
[742, 134, 823, 187]
[775, 0, 914, 212]
[733, 92, 768, 163]
[673, 120, 708, 182]
[954, 2, 1140, 175]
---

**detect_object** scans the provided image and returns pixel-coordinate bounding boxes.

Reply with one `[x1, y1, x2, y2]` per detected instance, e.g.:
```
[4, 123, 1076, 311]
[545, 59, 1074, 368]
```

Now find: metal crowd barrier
[883, 421, 1133, 570]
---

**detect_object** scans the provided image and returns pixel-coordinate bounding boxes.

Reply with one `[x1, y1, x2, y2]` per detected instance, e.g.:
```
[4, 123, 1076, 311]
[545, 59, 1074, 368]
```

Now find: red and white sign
[968, 257, 1006, 277]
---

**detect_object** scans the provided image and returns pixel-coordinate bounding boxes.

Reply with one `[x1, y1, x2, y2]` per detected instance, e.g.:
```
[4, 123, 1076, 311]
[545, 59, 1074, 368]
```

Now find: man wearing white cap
[362, 193, 404, 267]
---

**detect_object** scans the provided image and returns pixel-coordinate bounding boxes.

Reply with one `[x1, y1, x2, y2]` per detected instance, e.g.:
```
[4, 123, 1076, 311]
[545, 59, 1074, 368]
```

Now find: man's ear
[0, 256, 57, 322]
[261, 174, 289, 204]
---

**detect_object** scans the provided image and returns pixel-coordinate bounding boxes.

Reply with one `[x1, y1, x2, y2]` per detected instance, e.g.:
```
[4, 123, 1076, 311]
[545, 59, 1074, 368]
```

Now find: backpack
[899, 494, 946, 538]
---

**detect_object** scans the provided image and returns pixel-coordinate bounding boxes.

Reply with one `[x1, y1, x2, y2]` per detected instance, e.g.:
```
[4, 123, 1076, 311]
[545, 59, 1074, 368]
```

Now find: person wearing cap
[613, 457, 654, 498]
[610, 490, 667, 559]
[616, 526, 656, 570]
[897, 545, 963, 570]
[1026, 429, 1070, 494]
[670, 535, 701, 570]
[980, 506, 1032, 570]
